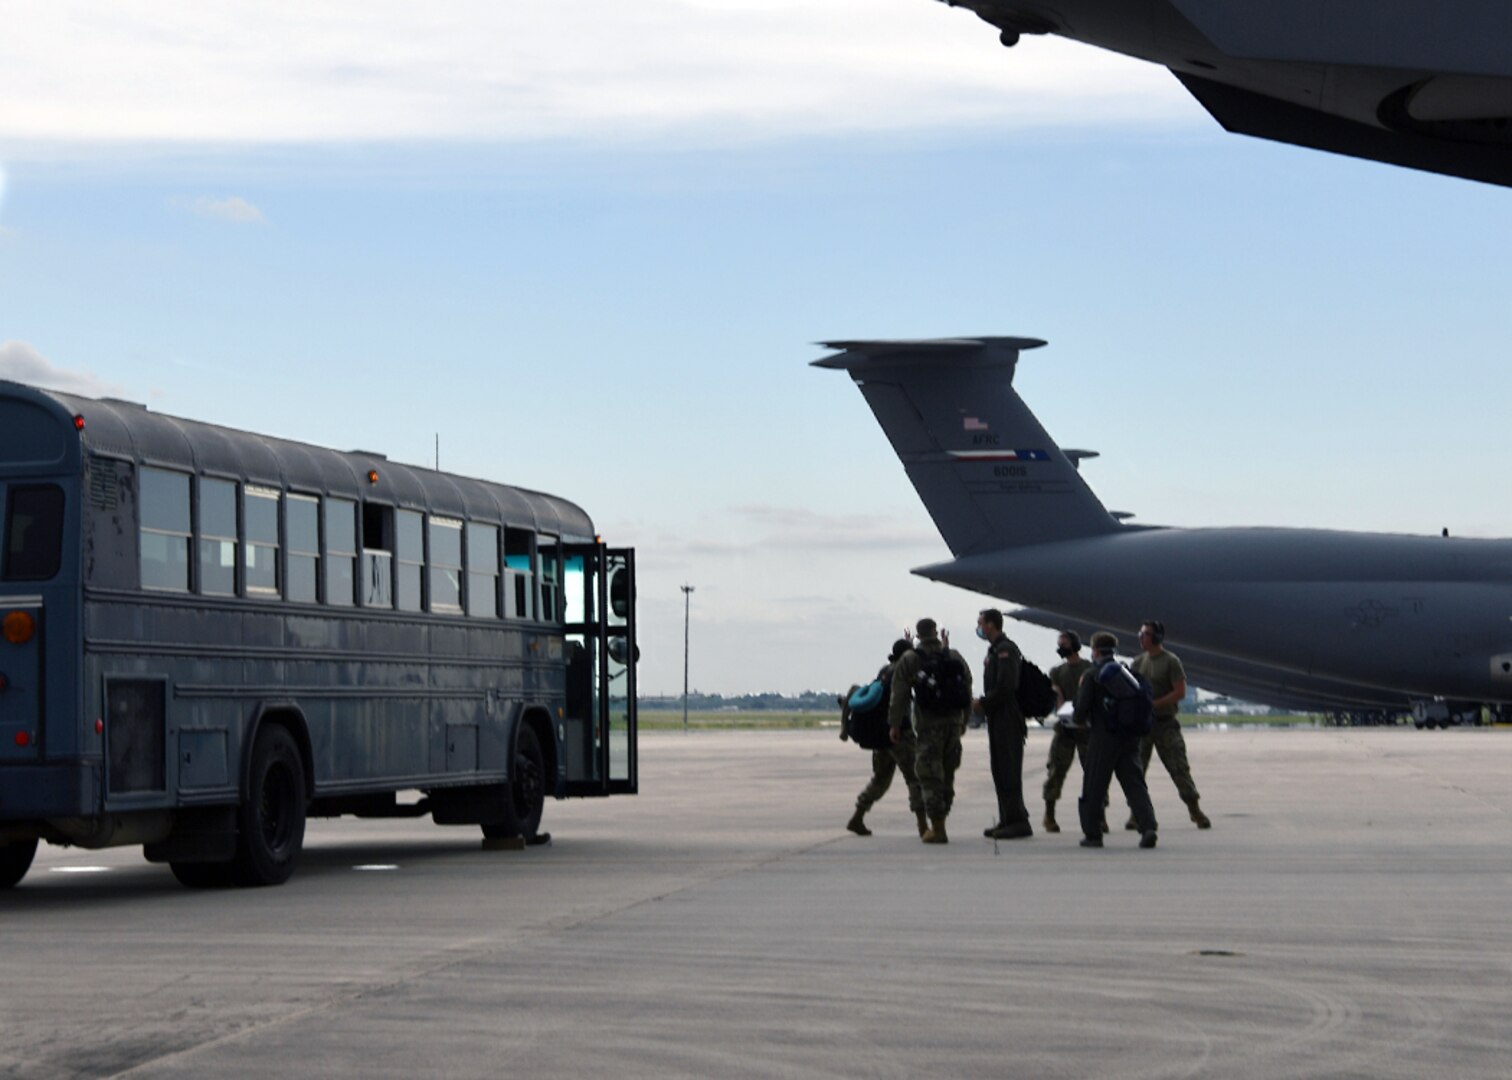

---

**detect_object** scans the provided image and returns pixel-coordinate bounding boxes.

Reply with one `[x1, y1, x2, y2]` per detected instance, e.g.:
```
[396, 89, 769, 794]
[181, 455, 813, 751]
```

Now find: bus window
[139, 467, 191, 591]
[287, 494, 319, 603]
[325, 497, 356, 606]
[198, 478, 238, 596]
[503, 528, 534, 620]
[245, 486, 281, 596]
[429, 517, 463, 614]
[466, 523, 498, 619]
[562, 553, 588, 625]
[395, 509, 423, 612]
[361, 503, 394, 609]
[538, 538, 560, 622]
[3, 484, 64, 581]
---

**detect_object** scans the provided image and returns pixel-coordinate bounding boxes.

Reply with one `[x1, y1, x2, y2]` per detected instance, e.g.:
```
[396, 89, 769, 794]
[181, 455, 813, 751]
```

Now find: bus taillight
[14, 731, 30, 748]
[2, 611, 36, 645]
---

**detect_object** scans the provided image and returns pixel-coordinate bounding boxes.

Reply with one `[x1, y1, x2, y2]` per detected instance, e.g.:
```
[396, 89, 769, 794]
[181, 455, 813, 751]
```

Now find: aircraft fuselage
[923, 525, 1512, 701]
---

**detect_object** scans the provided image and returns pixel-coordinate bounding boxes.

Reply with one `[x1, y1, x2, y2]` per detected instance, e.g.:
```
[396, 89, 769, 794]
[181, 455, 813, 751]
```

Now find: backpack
[1096, 660, 1155, 738]
[912, 648, 973, 711]
[844, 678, 894, 751]
[1015, 659, 1057, 720]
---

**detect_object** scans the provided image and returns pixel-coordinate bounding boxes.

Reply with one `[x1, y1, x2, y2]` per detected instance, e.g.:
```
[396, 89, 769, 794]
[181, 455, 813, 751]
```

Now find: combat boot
[1184, 795, 1212, 829]
[1043, 801, 1060, 833]
[915, 810, 929, 838]
[922, 817, 949, 844]
[846, 809, 871, 836]
[1125, 815, 1139, 831]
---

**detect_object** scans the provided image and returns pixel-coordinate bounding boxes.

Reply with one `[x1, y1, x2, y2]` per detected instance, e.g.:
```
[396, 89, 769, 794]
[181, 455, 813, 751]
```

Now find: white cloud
[171, 195, 266, 223]
[0, 341, 124, 398]
[0, 1, 1191, 147]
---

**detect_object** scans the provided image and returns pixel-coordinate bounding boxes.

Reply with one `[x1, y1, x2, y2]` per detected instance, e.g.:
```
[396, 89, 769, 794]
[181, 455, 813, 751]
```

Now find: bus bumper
[0, 762, 102, 821]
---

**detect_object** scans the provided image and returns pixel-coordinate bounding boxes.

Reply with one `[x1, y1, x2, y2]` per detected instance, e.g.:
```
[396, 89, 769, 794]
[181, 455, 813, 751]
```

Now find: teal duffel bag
[845, 679, 893, 750]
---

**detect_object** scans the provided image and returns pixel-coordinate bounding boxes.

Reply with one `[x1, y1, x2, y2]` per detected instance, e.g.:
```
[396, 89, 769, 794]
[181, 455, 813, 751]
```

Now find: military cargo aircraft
[938, 0, 1512, 188]
[815, 337, 1512, 707]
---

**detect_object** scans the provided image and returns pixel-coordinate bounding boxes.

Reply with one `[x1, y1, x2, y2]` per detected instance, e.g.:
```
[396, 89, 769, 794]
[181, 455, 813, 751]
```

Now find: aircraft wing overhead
[941, 0, 1512, 188]
[1009, 608, 1410, 714]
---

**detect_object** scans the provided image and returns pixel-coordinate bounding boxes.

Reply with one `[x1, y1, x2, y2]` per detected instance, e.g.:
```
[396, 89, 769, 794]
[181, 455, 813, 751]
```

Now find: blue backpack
[1096, 660, 1155, 738]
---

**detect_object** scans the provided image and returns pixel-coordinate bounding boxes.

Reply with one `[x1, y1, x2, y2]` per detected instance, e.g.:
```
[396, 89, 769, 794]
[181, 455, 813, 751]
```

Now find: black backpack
[1016, 659, 1057, 720]
[912, 648, 973, 711]
[844, 677, 894, 751]
[1096, 660, 1155, 738]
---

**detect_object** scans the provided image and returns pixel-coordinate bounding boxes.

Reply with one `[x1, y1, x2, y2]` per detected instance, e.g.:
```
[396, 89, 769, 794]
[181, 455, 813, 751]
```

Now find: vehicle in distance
[0, 380, 637, 889]
[815, 336, 1512, 714]
[938, 0, 1512, 188]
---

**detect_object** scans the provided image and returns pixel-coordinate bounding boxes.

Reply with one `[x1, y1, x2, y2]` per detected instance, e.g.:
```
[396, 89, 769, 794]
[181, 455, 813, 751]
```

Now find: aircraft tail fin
[814, 337, 1120, 556]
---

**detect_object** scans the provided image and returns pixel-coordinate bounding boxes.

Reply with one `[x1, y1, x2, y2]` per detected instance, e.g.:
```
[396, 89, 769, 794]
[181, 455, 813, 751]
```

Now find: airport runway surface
[3, 726, 1510, 1079]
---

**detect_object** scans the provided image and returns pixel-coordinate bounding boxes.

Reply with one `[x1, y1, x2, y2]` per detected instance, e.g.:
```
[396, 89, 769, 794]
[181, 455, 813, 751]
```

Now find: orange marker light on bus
[3, 611, 36, 645]
[367, 469, 379, 485]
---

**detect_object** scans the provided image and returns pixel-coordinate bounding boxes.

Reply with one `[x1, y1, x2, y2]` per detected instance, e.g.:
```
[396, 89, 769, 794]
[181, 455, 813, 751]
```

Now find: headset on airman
[1140, 620, 1165, 645]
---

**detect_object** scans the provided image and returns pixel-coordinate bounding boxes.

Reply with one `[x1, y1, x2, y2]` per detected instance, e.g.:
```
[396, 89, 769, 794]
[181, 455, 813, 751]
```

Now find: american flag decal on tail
[963, 416, 989, 431]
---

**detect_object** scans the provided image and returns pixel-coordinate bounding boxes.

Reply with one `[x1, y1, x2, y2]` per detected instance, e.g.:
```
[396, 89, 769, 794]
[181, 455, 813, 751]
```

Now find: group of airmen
[842, 609, 1212, 849]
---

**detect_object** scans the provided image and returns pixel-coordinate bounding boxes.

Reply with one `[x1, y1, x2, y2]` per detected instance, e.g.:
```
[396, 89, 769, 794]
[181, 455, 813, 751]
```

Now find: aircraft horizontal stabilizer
[815, 337, 1120, 556]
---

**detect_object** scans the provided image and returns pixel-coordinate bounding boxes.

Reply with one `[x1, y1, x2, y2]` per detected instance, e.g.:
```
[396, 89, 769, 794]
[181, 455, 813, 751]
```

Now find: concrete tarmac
[3, 727, 1511, 1079]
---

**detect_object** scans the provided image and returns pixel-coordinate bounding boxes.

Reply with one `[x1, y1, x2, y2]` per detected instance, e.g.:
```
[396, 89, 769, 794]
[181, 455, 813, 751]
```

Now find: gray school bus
[0, 380, 636, 888]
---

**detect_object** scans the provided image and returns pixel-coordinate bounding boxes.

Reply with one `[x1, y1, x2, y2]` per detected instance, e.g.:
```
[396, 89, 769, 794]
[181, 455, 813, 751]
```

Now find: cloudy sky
[4, 1, 1511, 695]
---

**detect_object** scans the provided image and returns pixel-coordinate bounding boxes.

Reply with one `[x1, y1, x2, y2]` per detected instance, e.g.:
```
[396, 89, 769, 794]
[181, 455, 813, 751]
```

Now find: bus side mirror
[610, 568, 632, 619]
[607, 635, 638, 665]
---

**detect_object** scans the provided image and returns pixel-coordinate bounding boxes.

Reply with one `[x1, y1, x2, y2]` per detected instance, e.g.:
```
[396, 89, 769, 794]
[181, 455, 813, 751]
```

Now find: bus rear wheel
[482, 725, 545, 841]
[0, 838, 38, 888]
[232, 726, 306, 886]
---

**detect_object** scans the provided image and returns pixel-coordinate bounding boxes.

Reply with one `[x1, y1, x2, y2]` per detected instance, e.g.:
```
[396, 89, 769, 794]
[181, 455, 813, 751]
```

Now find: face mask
[975, 626, 988, 640]
[1055, 645, 1072, 658]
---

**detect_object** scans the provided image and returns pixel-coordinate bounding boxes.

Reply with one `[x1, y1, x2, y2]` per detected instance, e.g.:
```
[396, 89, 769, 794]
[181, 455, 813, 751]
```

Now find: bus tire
[169, 861, 234, 889]
[232, 726, 307, 886]
[483, 725, 545, 840]
[0, 838, 38, 889]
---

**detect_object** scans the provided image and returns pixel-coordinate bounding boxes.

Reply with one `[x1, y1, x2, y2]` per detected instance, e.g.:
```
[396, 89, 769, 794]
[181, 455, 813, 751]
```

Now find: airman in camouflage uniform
[846, 639, 927, 838]
[889, 618, 971, 844]
[1131, 620, 1211, 829]
[1043, 630, 1095, 833]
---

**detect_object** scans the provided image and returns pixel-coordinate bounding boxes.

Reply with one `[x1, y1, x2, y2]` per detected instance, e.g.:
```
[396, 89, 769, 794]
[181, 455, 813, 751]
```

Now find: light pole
[681, 584, 694, 734]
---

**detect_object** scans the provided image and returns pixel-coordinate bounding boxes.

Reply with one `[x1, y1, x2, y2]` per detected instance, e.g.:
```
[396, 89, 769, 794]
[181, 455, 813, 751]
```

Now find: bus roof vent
[99, 397, 148, 410]
[348, 450, 389, 460]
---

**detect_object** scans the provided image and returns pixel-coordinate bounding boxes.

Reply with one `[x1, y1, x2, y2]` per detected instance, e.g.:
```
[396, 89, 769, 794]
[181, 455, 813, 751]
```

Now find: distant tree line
[637, 691, 838, 712]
